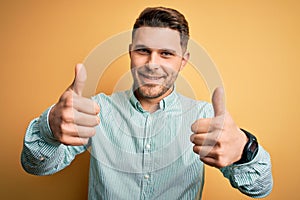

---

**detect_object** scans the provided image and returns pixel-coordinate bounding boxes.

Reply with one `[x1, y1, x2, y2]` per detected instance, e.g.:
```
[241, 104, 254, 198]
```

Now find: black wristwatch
[234, 129, 259, 164]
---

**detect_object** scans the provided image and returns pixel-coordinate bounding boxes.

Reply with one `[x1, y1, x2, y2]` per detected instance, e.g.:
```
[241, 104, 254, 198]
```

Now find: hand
[49, 64, 100, 146]
[190, 87, 248, 168]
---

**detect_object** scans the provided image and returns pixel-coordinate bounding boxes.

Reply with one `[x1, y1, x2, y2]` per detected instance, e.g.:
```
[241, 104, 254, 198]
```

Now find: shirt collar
[128, 85, 177, 112]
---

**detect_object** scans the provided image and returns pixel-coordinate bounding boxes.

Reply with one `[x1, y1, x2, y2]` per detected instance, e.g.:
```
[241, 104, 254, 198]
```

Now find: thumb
[212, 87, 226, 116]
[70, 63, 87, 96]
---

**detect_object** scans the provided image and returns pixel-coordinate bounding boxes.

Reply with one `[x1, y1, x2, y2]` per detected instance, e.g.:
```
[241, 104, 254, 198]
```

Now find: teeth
[141, 74, 162, 80]
[148, 77, 159, 80]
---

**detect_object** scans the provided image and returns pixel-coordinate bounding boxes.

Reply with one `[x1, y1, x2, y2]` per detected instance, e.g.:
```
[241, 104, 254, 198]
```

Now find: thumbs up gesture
[49, 64, 100, 146]
[190, 87, 248, 168]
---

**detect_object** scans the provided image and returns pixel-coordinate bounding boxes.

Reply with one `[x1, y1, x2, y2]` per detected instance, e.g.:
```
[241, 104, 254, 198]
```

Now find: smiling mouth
[142, 74, 163, 79]
[139, 73, 166, 84]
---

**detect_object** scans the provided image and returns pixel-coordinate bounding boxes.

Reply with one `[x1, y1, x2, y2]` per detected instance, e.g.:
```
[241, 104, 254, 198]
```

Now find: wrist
[39, 105, 60, 145]
[234, 129, 259, 164]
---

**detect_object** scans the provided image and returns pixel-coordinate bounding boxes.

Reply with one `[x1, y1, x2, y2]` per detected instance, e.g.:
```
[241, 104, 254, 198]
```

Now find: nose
[147, 52, 160, 70]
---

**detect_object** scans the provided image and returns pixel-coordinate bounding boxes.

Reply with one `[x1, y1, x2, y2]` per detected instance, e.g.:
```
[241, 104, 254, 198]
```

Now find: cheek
[130, 54, 147, 68]
[163, 61, 182, 74]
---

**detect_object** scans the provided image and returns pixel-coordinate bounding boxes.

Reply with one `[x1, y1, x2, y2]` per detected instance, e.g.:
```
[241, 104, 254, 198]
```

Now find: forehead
[132, 27, 182, 53]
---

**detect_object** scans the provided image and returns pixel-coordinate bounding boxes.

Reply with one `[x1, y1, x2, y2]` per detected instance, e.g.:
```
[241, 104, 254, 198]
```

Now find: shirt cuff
[220, 145, 268, 186]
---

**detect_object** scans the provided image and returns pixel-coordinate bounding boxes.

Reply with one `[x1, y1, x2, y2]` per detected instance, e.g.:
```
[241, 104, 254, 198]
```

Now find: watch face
[250, 141, 258, 152]
[248, 141, 258, 160]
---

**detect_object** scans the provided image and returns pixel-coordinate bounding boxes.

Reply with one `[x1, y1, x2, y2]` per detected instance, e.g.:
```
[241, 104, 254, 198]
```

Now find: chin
[136, 85, 171, 99]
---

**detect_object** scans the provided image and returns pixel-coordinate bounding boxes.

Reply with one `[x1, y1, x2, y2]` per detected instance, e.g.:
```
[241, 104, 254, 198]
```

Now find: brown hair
[133, 7, 189, 51]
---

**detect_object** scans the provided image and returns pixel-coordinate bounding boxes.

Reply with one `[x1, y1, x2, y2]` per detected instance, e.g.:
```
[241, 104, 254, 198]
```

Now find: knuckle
[62, 92, 74, 107]
[64, 97, 74, 108]
[60, 122, 75, 134]
[59, 135, 69, 145]
[59, 123, 66, 133]
[60, 91, 71, 100]
[61, 109, 74, 122]
[59, 93, 67, 102]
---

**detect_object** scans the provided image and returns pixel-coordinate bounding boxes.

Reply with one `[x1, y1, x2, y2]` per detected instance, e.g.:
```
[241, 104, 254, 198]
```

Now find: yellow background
[1, 0, 299, 199]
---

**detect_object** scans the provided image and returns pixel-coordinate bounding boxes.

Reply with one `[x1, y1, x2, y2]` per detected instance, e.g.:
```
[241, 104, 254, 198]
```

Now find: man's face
[129, 27, 189, 99]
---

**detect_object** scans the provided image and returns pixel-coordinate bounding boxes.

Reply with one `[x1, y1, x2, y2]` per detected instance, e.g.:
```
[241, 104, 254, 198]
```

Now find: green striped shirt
[21, 89, 272, 199]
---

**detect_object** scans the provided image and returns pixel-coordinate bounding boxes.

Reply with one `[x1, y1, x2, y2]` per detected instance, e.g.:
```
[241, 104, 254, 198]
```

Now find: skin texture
[48, 27, 247, 168]
[129, 27, 189, 112]
[49, 64, 100, 146]
[190, 87, 248, 168]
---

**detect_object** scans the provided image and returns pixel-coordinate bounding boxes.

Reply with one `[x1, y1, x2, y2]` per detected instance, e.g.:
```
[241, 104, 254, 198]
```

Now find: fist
[190, 87, 248, 168]
[49, 64, 100, 146]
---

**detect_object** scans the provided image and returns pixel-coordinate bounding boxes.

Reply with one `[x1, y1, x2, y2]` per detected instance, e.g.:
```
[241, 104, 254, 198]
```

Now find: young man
[21, 7, 273, 199]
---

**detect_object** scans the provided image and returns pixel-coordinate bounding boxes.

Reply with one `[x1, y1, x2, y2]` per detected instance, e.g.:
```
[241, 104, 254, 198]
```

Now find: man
[21, 7, 273, 199]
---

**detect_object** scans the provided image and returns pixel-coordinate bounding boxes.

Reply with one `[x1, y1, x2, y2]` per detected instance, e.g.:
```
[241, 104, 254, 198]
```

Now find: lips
[142, 74, 163, 80]
[139, 73, 166, 84]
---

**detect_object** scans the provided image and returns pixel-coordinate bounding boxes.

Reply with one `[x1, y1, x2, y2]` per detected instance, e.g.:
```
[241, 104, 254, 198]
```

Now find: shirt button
[144, 174, 150, 179]
[39, 156, 45, 161]
[145, 144, 151, 150]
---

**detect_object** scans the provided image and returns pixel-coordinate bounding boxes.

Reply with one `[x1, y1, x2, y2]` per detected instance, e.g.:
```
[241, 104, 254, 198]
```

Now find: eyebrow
[132, 44, 177, 54]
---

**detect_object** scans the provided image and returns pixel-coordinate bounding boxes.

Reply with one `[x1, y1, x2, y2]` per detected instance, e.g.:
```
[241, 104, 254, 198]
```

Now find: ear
[180, 51, 190, 71]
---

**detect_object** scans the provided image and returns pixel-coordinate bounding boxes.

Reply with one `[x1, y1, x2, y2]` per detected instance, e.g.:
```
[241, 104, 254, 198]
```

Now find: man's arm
[220, 145, 273, 198]
[21, 64, 100, 175]
[190, 87, 273, 197]
[21, 107, 88, 175]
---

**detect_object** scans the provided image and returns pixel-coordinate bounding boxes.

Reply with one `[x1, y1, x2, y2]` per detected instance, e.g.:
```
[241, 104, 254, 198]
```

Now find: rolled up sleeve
[21, 106, 87, 175]
[220, 145, 273, 198]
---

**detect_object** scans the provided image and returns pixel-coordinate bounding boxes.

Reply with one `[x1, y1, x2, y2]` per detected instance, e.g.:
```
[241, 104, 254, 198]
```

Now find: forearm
[21, 107, 87, 175]
[220, 145, 273, 198]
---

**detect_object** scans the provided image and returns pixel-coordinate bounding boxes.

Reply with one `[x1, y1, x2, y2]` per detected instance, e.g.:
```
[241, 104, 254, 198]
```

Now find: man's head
[129, 7, 190, 101]
[132, 7, 189, 52]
